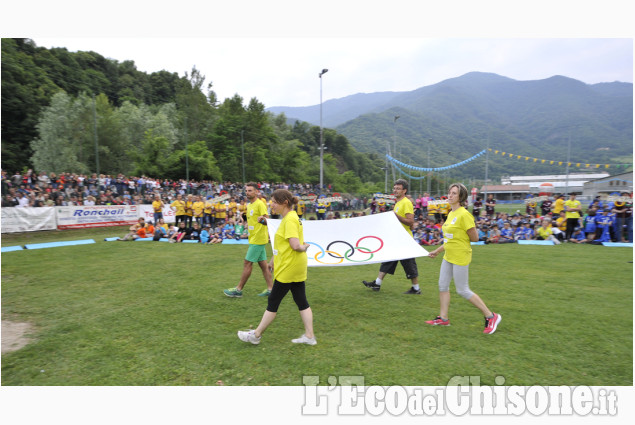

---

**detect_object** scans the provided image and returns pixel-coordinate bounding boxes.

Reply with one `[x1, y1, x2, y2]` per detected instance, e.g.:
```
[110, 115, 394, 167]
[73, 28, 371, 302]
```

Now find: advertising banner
[56, 205, 139, 229]
[1, 207, 57, 233]
[137, 205, 177, 223]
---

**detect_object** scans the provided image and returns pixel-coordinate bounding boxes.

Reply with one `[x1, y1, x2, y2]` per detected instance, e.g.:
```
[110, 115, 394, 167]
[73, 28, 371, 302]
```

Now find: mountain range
[266, 72, 633, 179]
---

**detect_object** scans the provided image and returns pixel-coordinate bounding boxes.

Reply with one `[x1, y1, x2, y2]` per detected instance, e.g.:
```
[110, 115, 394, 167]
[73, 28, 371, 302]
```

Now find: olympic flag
[267, 212, 429, 267]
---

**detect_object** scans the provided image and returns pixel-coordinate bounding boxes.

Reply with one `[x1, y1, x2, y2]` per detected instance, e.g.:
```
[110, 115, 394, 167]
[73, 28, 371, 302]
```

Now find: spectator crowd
[3, 169, 632, 245]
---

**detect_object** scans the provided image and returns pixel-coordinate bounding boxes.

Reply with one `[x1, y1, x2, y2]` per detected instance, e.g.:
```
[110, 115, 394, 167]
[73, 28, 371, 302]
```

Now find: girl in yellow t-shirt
[427, 183, 501, 335]
[237, 189, 316, 346]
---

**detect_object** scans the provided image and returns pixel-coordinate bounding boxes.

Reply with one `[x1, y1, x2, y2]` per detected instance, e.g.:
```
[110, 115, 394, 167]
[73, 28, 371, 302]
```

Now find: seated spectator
[569, 227, 588, 244]
[499, 222, 516, 243]
[536, 219, 561, 245]
[477, 224, 489, 242]
[169, 221, 188, 243]
[200, 224, 211, 244]
[583, 208, 597, 242]
[120, 218, 147, 241]
[234, 217, 248, 239]
[516, 222, 534, 240]
[145, 220, 155, 236]
[186, 222, 201, 242]
[487, 224, 501, 244]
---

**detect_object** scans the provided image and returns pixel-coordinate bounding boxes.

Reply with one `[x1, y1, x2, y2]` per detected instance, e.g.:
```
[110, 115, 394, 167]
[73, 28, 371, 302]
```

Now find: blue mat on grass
[517, 240, 555, 245]
[1, 245, 24, 252]
[602, 242, 633, 247]
[221, 239, 249, 244]
[24, 239, 96, 250]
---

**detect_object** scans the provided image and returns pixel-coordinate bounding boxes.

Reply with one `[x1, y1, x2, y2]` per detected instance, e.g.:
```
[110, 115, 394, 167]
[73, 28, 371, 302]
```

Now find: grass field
[1, 224, 632, 386]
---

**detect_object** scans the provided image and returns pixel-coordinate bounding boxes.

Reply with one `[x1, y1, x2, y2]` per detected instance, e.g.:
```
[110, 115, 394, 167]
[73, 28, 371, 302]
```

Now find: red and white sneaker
[425, 316, 450, 326]
[483, 313, 501, 334]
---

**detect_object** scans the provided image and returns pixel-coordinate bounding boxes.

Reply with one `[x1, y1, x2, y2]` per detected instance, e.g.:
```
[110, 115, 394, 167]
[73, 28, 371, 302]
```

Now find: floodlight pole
[319, 68, 328, 193]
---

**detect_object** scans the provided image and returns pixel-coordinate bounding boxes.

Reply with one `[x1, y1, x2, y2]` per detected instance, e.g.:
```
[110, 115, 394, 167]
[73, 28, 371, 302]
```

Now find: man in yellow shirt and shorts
[224, 182, 274, 298]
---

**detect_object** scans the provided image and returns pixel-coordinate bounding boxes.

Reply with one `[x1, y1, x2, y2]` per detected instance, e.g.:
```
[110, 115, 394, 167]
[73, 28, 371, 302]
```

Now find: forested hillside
[1, 38, 385, 193]
[270, 72, 633, 179]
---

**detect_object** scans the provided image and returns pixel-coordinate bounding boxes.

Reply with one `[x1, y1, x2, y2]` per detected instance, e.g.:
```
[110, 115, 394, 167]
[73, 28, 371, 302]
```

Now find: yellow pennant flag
[541, 160, 546, 164]
[525, 157, 529, 160]
[605, 165, 610, 169]
[576, 163, 580, 167]
[550, 161, 554, 165]
[558, 162, 563, 165]
[533, 158, 538, 162]
[501, 152, 505, 155]
[509, 153, 514, 158]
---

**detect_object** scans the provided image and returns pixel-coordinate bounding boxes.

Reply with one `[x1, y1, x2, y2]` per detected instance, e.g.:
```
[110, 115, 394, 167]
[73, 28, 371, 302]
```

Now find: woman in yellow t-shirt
[192, 195, 205, 226]
[237, 189, 316, 346]
[426, 183, 502, 335]
[170, 194, 186, 226]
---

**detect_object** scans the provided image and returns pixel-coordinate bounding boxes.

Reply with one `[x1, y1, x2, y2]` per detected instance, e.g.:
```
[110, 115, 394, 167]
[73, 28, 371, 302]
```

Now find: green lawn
[1, 226, 632, 386]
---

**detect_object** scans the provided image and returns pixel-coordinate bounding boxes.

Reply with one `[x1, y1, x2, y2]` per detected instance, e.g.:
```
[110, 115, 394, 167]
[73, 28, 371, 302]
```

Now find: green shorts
[245, 244, 267, 263]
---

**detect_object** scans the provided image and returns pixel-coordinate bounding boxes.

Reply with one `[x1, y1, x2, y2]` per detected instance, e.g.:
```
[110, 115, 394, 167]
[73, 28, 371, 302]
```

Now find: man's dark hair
[394, 179, 409, 194]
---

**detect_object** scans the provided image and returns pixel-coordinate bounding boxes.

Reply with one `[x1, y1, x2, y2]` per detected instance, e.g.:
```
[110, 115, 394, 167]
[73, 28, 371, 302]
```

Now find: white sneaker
[237, 330, 261, 345]
[291, 334, 317, 345]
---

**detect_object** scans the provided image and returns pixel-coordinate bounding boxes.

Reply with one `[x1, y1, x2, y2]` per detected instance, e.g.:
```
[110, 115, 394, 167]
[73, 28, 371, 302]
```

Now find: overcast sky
[3, 1, 631, 108]
[30, 37, 634, 108]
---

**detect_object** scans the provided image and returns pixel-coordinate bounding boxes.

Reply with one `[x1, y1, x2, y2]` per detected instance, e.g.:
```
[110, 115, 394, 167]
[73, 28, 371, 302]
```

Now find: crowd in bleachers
[3, 169, 632, 244]
[408, 193, 633, 245]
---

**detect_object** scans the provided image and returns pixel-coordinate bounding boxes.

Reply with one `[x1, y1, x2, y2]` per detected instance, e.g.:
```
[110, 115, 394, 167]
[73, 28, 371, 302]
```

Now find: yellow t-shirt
[204, 200, 214, 215]
[170, 200, 185, 216]
[537, 226, 553, 239]
[273, 210, 307, 283]
[247, 198, 269, 245]
[192, 201, 205, 217]
[564, 199, 581, 219]
[393, 196, 414, 236]
[428, 202, 438, 216]
[441, 207, 475, 266]
[152, 200, 163, 213]
[553, 198, 565, 214]
[238, 202, 247, 215]
[185, 201, 193, 217]
[296, 202, 305, 215]
[215, 203, 226, 219]
[228, 201, 238, 216]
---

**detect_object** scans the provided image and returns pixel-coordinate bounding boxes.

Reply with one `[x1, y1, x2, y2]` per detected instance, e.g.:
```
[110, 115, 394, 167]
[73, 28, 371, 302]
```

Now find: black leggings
[267, 280, 310, 313]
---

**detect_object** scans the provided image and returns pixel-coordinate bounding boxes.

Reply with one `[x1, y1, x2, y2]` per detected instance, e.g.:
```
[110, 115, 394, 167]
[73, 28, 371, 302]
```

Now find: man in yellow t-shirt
[295, 200, 305, 219]
[223, 182, 273, 298]
[170, 194, 186, 225]
[152, 194, 164, 225]
[203, 197, 215, 227]
[228, 197, 238, 220]
[553, 194, 565, 216]
[184, 194, 194, 227]
[215, 202, 227, 223]
[362, 179, 421, 294]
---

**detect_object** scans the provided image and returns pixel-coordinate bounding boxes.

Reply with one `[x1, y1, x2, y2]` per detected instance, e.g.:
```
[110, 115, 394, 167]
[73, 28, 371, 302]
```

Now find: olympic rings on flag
[306, 236, 384, 264]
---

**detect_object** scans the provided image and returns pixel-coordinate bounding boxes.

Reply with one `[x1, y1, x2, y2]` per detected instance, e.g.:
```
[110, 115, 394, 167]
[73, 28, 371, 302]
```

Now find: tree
[30, 92, 91, 174]
[167, 140, 221, 181]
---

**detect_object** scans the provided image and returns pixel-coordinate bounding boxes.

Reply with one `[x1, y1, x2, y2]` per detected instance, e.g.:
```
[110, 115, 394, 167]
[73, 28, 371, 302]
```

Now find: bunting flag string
[487, 148, 633, 169]
[392, 162, 426, 180]
[386, 148, 632, 172]
[386, 150, 486, 172]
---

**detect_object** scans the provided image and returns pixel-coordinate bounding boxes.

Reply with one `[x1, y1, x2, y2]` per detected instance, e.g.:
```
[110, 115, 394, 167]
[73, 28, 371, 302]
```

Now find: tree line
[1, 38, 387, 194]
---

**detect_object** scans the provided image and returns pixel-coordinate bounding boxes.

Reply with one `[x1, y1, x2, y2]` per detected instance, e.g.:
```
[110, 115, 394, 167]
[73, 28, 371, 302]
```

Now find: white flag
[267, 212, 429, 267]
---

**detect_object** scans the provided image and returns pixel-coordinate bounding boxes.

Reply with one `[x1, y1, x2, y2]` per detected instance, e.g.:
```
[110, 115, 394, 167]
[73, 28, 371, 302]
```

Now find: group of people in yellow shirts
[165, 193, 247, 226]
